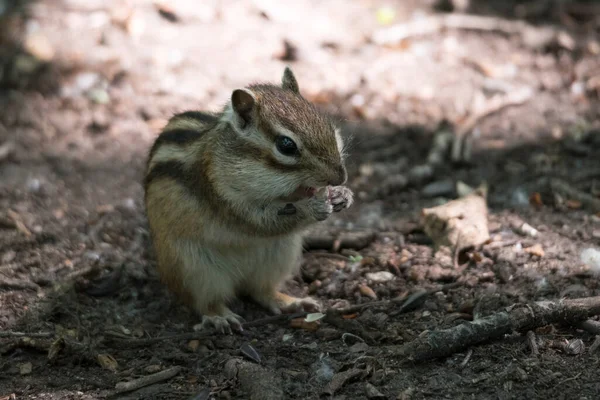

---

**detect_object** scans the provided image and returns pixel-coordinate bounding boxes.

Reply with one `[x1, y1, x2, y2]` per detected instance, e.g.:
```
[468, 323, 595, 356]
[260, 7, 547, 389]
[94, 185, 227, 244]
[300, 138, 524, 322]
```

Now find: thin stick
[115, 366, 183, 393]
[383, 296, 600, 363]
[526, 330, 539, 356]
[373, 13, 561, 46]
[0, 331, 53, 338]
[460, 348, 473, 368]
[550, 178, 600, 213]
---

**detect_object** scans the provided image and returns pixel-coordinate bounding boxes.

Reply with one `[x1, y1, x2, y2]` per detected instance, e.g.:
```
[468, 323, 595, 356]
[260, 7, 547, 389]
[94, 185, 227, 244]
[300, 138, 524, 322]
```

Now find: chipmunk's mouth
[281, 186, 319, 202]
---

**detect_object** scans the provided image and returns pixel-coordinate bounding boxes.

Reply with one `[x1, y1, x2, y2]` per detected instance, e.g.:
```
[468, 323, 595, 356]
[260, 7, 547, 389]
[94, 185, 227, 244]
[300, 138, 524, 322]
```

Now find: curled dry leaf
[97, 353, 119, 372]
[421, 190, 490, 249]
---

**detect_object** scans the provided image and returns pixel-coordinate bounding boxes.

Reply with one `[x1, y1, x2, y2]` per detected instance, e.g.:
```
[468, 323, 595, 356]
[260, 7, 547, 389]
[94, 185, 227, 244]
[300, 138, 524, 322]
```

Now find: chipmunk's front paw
[193, 310, 244, 334]
[254, 291, 322, 315]
[308, 188, 333, 221]
[280, 296, 322, 313]
[329, 186, 354, 212]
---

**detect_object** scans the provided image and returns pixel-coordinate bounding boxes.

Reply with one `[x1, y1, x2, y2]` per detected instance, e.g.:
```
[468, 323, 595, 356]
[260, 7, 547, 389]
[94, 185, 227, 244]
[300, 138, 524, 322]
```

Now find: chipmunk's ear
[282, 67, 300, 94]
[231, 88, 256, 128]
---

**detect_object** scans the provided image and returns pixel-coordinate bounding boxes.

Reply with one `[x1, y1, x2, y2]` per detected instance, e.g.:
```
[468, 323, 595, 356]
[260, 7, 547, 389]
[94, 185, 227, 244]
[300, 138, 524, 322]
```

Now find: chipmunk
[143, 67, 353, 333]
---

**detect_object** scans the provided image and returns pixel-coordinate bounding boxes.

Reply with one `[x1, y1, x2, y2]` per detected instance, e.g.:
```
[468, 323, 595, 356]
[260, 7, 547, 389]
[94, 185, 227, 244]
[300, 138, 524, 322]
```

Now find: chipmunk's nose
[328, 165, 347, 186]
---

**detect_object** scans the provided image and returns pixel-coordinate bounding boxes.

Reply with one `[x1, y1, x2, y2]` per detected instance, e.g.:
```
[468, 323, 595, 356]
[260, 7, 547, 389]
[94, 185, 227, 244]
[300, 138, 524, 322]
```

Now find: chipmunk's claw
[194, 312, 244, 334]
[329, 186, 354, 212]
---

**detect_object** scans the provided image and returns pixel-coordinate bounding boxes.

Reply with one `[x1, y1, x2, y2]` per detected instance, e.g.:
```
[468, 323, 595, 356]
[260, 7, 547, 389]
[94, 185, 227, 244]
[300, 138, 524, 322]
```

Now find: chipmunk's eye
[275, 135, 299, 156]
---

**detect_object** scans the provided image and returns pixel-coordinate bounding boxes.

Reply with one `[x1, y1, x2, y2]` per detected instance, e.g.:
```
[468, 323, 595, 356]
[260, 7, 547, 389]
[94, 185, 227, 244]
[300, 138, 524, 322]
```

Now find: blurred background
[1, 1, 600, 398]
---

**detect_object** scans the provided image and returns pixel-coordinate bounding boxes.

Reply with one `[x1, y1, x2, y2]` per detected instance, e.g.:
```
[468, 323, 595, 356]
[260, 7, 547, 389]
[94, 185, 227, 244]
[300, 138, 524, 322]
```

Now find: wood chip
[359, 285, 378, 300]
[524, 244, 545, 258]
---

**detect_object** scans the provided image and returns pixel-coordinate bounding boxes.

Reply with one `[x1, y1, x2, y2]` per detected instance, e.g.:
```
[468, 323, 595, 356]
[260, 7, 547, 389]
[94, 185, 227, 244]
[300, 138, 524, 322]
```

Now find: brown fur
[143, 68, 352, 331]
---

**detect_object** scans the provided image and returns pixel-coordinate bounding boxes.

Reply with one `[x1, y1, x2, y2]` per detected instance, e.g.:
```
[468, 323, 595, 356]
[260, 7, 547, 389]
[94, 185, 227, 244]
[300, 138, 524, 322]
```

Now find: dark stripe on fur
[178, 111, 219, 124]
[144, 160, 190, 189]
[147, 129, 202, 162]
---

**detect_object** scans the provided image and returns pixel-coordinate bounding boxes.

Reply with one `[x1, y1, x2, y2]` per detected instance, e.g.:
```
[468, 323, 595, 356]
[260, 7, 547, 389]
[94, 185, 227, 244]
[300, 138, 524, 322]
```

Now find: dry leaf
[525, 244, 545, 257]
[359, 284, 377, 299]
[342, 313, 358, 319]
[97, 354, 119, 372]
[529, 192, 543, 208]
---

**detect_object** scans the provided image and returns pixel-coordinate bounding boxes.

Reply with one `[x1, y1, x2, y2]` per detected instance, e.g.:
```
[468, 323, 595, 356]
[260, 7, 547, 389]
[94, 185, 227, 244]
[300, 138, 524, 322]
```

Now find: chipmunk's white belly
[176, 233, 303, 297]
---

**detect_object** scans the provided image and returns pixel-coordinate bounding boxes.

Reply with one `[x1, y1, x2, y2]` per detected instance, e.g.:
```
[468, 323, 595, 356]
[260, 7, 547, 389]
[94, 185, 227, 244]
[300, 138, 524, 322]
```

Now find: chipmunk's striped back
[142, 68, 353, 334]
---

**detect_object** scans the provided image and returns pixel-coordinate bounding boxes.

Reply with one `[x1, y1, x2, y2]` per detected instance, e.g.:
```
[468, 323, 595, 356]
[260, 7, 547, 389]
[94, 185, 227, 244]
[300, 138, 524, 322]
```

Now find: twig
[0, 331, 53, 338]
[6, 210, 31, 237]
[115, 366, 183, 394]
[555, 372, 582, 389]
[303, 231, 376, 251]
[549, 178, 600, 213]
[305, 252, 350, 262]
[526, 330, 539, 356]
[373, 13, 562, 47]
[0, 277, 39, 291]
[451, 87, 534, 162]
[460, 349, 473, 368]
[382, 296, 600, 363]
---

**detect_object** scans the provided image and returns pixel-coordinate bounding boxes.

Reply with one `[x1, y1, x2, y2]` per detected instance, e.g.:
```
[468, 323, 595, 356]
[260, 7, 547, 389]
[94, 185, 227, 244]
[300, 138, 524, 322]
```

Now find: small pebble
[365, 271, 394, 283]
[26, 178, 41, 193]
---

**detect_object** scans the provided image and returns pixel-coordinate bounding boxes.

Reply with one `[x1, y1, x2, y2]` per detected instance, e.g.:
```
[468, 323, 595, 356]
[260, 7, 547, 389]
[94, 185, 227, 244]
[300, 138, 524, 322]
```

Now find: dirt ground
[1, 0, 600, 399]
